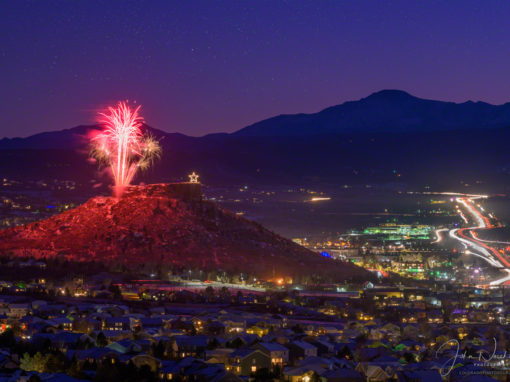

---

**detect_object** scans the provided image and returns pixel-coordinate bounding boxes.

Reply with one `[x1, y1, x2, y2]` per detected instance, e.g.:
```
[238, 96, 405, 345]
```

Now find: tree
[418, 322, 433, 341]
[20, 352, 46, 373]
[108, 283, 122, 299]
[45, 353, 66, 373]
[67, 360, 84, 379]
[151, 341, 165, 359]
[253, 367, 271, 380]
[227, 337, 245, 349]
[133, 325, 143, 340]
[220, 286, 229, 295]
[207, 337, 220, 350]
[0, 329, 16, 348]
[95, 360, 121, 382]
[204, 286, 215, 300]
[97, 332, 108, 347]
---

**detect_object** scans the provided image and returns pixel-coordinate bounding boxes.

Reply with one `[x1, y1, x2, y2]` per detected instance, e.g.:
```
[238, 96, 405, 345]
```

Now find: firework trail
[90, 101, 161, 197]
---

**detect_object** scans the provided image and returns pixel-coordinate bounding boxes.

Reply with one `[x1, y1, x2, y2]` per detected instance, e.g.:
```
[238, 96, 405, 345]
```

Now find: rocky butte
[0, 183, 368, 282]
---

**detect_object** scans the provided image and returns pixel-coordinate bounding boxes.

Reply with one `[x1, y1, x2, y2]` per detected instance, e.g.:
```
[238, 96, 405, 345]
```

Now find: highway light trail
[470, 230, 510, 245]
[456, 228, 509, 267]
[446, 196, 510, 285]
[448, 228, 502, 268]
[456, 197, 492, 228]
[490, 269, 510, 286]
[433, 228, 448, 243]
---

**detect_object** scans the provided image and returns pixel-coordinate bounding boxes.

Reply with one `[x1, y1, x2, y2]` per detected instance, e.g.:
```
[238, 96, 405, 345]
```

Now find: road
[446, 195, 510, 286]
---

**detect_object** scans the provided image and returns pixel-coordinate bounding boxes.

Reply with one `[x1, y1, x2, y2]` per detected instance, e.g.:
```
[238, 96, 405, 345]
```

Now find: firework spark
[90, 101, 161, 196]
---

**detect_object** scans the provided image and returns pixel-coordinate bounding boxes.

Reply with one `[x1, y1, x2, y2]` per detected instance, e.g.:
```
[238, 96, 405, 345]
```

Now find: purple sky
[2, 1, 510, 138]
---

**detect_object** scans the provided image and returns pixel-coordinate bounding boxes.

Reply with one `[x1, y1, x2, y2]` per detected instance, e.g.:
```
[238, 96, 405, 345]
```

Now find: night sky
[2, 1, 510, 138]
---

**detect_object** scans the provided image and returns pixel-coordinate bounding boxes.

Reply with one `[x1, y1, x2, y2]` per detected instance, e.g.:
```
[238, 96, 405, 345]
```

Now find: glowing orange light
[189, 172, 199, 183]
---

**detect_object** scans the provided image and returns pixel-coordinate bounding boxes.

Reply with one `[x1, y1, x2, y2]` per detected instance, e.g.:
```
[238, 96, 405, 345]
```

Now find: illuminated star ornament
[90, 101, 161, 197]
[189, 172, 199, 183]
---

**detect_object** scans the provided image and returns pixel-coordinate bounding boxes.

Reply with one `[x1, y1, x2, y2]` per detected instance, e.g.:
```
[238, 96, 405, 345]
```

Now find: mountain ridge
[2, 90, 510, 189]
[234, 89, 510, 137]
[3, 90, 510, 144]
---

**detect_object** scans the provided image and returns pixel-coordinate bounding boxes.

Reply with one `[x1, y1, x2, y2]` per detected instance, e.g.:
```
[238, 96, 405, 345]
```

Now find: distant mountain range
[4, 90, 510, 146]
[1, 90, 510, 190]
[234, 90, 510, 136]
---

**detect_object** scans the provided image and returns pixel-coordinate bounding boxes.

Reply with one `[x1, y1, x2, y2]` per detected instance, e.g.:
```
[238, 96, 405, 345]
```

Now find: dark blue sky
[2, 1, 510, 138]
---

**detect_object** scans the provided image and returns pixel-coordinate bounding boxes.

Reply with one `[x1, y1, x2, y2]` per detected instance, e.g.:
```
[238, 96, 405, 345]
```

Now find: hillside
[0, 183, 368, 282]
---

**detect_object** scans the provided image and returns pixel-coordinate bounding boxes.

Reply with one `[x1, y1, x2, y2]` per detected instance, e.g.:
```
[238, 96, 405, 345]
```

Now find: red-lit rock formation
[0, 183, 368, 281]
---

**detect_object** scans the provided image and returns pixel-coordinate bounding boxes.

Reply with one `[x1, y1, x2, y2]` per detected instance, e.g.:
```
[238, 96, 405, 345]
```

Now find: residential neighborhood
[0, 261, 506, 381]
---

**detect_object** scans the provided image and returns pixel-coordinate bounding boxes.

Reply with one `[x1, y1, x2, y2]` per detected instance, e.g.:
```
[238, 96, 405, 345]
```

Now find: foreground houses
[0, 272, 506, 381]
